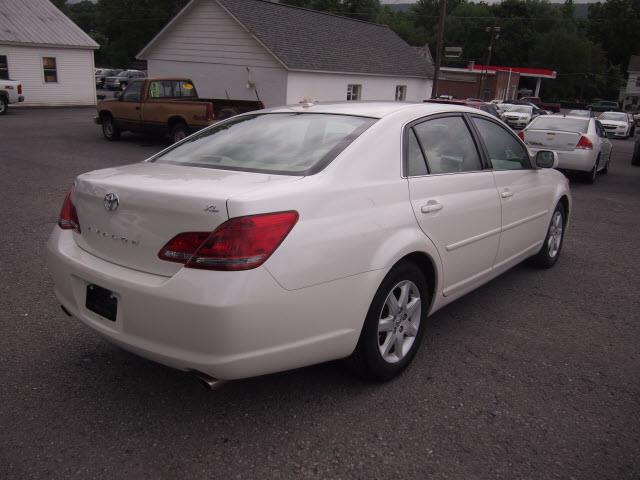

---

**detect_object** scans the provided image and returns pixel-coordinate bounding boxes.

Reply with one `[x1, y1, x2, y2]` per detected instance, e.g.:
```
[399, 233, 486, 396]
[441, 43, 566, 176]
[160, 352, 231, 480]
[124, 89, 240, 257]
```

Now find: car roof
[261, 101, 481, 119]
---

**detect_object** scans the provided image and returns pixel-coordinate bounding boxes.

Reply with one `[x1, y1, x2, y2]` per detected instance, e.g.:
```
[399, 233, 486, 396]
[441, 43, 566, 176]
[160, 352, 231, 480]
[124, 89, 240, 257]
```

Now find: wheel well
[168, 116, 187, 129]
[397, 252, 436, 306]
[99, 110, 112, 119]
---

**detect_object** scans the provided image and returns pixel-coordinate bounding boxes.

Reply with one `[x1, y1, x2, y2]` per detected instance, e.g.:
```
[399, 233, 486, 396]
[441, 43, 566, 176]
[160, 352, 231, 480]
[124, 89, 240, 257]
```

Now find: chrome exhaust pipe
[191, 371, 224, 390]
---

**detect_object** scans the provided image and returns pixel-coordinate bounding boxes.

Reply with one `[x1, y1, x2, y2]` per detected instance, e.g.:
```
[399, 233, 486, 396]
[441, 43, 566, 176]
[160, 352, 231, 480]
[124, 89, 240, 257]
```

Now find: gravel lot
[1, 107, 639, 480]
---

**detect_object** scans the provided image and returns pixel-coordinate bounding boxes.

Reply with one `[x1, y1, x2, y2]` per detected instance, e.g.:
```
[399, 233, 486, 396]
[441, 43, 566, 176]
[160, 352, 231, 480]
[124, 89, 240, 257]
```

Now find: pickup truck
[95, 78, 263, 143]
[0, 79, 24, 115]
[520, 96, 561, 113]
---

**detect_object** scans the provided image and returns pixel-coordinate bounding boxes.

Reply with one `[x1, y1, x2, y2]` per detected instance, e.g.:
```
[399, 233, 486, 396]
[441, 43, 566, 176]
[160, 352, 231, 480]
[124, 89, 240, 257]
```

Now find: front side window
[151, 113, 376, 175]
[43, 57, 57, 83]
[0, 55, 9, 80]
[347, 84, 362, 101]
[411, 116, 482, 174]
[472, 117, 530, 170]
[395, 85, 407, 101]
[122, 80, 143, 102]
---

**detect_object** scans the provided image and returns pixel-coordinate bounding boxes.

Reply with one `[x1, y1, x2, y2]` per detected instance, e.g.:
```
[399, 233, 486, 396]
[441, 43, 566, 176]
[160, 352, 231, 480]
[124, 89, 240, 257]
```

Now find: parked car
[104, 70, 146, 90]
[501, 104, 537, 129]
[521, 115, 612, 183]
[95, 68, 122, 88]
[520, 96, 561, 113]
[567, 109, 595, 118]
[96, 77, 263, 143]
[586, 100, 620, 112]
[48, 102, 571, 384]
[0, 79, 24, 114]
[598, 111, 633, 139]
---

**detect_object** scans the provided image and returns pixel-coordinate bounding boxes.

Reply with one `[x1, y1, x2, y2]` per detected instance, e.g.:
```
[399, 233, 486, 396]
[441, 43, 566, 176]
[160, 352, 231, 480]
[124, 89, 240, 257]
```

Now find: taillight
[576, 135, 593, 149]
[517, 130, 525, 141]
[158, 211, 299, 271]
[17, 84, 22, 95]
[205, 103, 214, 122]
[58, 188, 81, 233]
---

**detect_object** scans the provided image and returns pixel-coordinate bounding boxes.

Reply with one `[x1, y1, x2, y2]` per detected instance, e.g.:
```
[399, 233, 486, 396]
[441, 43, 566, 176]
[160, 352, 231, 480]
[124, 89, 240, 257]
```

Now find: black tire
[101, 115, 120, 141]
[346, 262, 429, 381]
[584, 156, 599, 184]
[0, 96, 7, 115]
[601, 151, 611, 174]
[528, 202, 566, 269]
[170, 122, 189, 143]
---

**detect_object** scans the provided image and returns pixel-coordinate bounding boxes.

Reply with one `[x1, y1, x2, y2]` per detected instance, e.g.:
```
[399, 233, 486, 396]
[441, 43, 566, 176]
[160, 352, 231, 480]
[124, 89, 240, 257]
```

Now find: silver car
[521, 115, 612, 184]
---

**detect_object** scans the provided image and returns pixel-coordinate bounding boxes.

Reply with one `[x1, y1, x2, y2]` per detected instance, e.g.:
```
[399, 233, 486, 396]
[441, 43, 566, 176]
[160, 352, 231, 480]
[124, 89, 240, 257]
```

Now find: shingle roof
[629, 55, 640, 73]
[218, 0, 432, 78]
[0, 0, 99, 49]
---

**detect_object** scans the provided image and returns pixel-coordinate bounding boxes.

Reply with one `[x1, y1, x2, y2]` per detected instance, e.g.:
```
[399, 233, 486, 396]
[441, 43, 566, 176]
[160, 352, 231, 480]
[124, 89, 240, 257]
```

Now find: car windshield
[151, 113, 377, 175]
[599, 112, 627, 121]
[528, 116, 589, 133]
[568, 110, 590, 117]
[505, 105, 532, 114]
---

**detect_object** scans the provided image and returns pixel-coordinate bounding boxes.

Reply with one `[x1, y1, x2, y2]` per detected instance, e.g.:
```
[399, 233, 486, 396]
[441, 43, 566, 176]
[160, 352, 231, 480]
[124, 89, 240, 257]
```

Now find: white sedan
[501, 104, 536, 129]
[47, 102, 571, 385]
[598, 111, 632, 139]
[521, 115, 612, 183]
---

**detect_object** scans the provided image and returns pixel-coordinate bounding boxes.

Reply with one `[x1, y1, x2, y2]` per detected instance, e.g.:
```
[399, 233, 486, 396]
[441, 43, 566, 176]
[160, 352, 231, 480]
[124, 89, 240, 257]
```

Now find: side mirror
[535, 150, 558, 169]
[113, 91, 122, 100]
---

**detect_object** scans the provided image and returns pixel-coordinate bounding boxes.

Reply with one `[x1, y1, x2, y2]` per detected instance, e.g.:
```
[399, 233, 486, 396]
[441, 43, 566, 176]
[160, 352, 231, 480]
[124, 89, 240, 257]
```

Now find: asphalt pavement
[1, 107, 639, 479]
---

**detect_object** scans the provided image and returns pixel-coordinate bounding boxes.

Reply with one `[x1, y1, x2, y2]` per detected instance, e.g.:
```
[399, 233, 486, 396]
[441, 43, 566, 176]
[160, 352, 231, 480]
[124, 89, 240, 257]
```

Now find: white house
[0, 0, 98, 106]
[137, 0, 433, 107]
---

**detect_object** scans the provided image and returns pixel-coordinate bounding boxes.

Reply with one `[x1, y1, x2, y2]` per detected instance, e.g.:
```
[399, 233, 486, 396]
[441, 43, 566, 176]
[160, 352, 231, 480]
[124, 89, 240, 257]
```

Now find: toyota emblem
[103, 193, 119, 212]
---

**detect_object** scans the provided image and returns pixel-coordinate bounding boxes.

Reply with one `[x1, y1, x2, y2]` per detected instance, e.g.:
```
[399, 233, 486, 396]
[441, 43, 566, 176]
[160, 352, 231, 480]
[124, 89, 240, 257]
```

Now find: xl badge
[104, 193, 119, 212]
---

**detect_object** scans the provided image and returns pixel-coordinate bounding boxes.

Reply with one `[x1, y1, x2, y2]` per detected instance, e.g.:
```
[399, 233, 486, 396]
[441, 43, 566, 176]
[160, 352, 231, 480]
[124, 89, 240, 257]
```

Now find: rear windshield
[151, 113, 376, 175]
[528, 116, 589, 133]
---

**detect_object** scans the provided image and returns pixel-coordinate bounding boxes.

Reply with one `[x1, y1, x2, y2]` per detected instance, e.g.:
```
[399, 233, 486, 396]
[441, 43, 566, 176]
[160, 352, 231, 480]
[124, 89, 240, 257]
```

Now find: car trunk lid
[523, 129, 583, 151]
[72, 162, 302, 276]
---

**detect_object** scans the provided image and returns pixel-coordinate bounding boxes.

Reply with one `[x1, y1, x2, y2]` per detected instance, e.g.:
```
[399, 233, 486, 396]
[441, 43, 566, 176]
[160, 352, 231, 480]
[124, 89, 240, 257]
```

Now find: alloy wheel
[547, 210, 563, 258]
[377, 280, 421, 364]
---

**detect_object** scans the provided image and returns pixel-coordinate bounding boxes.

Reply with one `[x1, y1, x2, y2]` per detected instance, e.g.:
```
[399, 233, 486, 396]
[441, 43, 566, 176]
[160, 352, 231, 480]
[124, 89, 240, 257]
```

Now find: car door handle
[135, 106, 140, 110]
[500, 189, 513, 199]
[421, 201, 443, 213]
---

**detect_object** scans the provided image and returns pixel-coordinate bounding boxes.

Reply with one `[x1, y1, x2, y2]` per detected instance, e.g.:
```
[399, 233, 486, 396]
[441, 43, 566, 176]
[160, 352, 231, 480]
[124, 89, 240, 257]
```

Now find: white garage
[137, 0, 433, 107]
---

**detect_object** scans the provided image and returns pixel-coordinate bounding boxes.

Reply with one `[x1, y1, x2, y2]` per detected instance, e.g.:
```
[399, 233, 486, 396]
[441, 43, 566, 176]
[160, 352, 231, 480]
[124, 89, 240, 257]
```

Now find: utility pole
[430, 0, 447, 99]
[478, 26, 500, 100]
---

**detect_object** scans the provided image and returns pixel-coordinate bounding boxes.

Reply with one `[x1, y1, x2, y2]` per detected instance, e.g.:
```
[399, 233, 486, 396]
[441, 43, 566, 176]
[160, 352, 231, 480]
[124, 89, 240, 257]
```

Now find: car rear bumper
[528, 147, 597, 172]
[46, 229, 379, 380]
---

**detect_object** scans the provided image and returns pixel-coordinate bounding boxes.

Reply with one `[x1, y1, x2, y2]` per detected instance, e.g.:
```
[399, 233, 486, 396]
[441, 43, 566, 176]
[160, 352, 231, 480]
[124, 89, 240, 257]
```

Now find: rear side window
[411, 116, 482, 174]
[529, 116, 589, 133]
[148, 80, 196, 99]
[406, 129, 428, 176]
[152, 113, 376, 175]
[472, 117, 530, 170]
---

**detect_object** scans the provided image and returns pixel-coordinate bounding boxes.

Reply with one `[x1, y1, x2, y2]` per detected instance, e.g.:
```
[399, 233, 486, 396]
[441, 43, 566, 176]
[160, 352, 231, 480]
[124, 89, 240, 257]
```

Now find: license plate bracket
[86, 284, 117, 322]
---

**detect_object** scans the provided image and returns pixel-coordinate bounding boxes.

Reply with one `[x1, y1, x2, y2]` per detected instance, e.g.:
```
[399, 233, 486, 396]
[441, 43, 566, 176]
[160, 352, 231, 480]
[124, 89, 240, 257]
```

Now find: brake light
[576, 135, 593, 149]
[158, 211, 299, 271]
[205, 102, 214, 122]
[517, 130, 525, 141]
[18, 84, 22, 95]
[58, 188, 81, 233]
